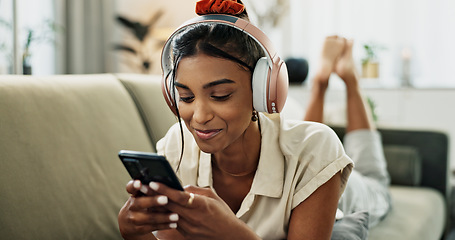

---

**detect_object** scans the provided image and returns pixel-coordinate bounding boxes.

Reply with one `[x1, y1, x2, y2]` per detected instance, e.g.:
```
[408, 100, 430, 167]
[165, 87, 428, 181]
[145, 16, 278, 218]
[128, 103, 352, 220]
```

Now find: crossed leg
[304, 36, 373, 132]
[304, 36, 391, 227]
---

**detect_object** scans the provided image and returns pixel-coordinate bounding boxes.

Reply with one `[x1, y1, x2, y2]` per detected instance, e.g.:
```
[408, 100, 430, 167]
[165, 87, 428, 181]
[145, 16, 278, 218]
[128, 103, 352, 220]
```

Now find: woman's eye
[212, 94, 232, 101]
[179, 96, 194, 103]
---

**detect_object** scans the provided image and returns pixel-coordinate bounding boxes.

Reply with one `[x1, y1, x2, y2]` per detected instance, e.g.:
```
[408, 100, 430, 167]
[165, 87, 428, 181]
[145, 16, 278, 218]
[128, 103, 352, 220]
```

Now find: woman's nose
[193, 100, 214, 124]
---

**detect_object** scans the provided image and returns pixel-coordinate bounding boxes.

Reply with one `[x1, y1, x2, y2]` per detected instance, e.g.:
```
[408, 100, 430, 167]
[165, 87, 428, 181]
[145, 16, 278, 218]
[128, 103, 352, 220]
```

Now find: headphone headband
[161, 14, 278, 76]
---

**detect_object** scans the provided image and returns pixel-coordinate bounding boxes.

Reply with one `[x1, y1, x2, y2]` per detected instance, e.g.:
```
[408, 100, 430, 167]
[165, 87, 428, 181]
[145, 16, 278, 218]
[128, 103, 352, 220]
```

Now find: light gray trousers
[338, 130, 391, 227]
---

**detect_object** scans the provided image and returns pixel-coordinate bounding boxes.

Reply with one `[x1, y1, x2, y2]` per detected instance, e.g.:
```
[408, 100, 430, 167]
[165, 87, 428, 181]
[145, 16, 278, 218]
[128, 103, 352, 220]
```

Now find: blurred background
[0, 0, 454, 168]
[1, 0, 454, 86]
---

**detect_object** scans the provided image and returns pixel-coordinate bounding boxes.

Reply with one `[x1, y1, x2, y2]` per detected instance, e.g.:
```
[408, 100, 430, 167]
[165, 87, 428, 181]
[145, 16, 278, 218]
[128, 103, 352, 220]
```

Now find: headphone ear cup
[252, 57, 270, 113]
[161, 73, 178, 116]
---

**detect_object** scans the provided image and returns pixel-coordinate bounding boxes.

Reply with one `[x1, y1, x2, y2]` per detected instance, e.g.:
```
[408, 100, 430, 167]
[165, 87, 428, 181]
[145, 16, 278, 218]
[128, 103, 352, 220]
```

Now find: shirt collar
[249, 113, 284, 198]
[198, 151, 212, 188]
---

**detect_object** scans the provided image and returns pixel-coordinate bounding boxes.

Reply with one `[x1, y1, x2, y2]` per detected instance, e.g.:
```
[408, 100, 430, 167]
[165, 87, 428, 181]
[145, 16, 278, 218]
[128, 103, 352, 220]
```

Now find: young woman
[118, 1, 353, 239]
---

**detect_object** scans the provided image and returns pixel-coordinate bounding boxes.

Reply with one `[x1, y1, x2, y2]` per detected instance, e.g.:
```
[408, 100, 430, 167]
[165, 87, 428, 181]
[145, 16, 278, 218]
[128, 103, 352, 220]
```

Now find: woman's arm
[287, 172, 342, 240]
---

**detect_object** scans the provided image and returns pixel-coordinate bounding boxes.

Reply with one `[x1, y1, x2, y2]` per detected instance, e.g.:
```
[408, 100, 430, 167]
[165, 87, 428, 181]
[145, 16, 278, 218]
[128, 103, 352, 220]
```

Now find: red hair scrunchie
[196, 0, 245, 16]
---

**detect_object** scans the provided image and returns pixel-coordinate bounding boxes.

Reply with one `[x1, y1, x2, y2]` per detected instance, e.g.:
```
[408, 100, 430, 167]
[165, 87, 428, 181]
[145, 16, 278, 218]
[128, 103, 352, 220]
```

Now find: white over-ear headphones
[161, 14, 288, 115]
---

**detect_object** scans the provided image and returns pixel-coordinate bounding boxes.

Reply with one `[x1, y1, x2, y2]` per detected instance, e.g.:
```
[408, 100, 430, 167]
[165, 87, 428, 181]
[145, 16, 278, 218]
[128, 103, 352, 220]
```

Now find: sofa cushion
[0, 74, 154, 239]
[116, 73, 177, 146]
[368, 186, 446, 240]
[383, 145, 422, 186]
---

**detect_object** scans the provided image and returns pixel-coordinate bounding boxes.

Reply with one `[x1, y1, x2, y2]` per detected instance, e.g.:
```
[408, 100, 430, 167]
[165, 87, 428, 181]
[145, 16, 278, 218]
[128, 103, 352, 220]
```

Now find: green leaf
[0, 18, 12, 29]
[116, 16, 149, 42]
[113, 44, 137, 55]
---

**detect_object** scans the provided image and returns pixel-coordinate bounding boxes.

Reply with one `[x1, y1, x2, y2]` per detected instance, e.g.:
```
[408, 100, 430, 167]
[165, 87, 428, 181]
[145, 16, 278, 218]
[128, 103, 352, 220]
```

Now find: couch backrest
[0, 74, 155, 239]
[116, 73, 177, 146]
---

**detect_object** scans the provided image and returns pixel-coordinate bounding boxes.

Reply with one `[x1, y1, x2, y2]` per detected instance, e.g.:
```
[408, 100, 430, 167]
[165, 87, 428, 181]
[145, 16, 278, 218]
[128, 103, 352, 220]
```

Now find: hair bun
[196, 0, 245, 16]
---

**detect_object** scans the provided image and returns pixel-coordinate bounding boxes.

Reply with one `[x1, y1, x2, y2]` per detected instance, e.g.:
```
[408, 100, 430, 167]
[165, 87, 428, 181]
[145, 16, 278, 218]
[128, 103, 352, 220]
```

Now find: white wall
[116, 0, 197, 25]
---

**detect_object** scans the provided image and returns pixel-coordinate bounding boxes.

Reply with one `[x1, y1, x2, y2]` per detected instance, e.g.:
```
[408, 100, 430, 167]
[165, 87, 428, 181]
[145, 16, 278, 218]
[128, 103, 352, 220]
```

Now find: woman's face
[175, 54, 255, 154]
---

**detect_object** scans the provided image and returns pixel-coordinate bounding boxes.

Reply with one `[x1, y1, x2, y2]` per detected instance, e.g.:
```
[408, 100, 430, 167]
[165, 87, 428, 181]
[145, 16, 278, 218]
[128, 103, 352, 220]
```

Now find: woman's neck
[212, 119, 261, 176]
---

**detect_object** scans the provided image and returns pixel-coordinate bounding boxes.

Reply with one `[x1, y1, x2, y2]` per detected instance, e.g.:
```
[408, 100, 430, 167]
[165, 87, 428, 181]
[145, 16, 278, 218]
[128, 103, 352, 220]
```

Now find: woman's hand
[151, 182, 260, 240]
[118, 180, 179, 240]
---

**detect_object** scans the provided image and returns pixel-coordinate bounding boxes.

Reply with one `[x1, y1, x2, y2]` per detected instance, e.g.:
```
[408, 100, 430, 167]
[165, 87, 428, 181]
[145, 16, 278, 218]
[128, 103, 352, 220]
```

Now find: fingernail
[133, 180, 141, 189]
[169, 223, 177, 229]
[140, 185, 148, 194]
[169, 213, 179, 221]
[149, 181, 159, 191]
[157, 195, 168, 205]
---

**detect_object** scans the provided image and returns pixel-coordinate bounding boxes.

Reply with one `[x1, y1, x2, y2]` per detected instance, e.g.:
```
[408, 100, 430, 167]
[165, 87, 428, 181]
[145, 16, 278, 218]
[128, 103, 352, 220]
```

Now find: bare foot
[316, 36, 345, 87]
[335, 39, 359, 87]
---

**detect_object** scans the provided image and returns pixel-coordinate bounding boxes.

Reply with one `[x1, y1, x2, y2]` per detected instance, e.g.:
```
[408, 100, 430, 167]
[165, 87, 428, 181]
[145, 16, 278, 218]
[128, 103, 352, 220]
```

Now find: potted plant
[113, 10, 164, 74]
[21, 20, 63, 75]
[361, 43, 384, 78]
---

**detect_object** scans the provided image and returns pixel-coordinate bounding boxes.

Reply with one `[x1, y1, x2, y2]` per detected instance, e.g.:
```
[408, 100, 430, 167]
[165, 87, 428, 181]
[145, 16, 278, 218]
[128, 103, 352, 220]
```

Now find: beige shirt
[156, 113, 353, 239]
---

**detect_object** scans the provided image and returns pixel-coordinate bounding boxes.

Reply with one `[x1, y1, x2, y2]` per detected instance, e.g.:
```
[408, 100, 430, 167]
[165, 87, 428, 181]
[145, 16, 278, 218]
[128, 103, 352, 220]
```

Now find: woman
[118, 1, 353, 239]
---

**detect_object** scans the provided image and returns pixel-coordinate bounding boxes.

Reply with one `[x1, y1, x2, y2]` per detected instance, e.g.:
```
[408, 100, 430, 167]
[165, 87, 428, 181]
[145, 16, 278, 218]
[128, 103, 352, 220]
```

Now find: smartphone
[118, 150, 184, 191]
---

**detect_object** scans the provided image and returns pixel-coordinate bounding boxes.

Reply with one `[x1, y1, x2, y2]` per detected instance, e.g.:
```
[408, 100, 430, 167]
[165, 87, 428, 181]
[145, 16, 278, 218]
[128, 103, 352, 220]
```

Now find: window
[0, 0, 13, 74]
[0, 0, 57, 75]
[18, 0, 56, 75]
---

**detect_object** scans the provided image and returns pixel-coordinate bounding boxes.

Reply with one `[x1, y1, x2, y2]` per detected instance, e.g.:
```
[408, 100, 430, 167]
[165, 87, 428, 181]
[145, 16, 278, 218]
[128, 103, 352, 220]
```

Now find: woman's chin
[195, 141, 220, 154]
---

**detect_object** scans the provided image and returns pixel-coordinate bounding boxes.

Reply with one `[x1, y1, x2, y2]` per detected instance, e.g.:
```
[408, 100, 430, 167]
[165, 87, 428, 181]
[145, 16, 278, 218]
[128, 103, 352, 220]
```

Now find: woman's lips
[194, 128, 222, 140]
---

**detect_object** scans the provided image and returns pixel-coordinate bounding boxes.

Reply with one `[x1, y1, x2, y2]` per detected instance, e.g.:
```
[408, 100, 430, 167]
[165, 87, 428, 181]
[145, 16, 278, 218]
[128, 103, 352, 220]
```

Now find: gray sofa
[0, 73, 449, 239]
[331, 127, 449, 239]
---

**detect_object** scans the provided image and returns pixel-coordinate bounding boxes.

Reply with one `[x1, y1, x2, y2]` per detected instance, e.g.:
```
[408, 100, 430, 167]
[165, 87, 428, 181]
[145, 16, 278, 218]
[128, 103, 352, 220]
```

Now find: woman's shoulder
[261, 114, 343, 157]
[286, 122, 340, 152]
[281, 117, 336, 135]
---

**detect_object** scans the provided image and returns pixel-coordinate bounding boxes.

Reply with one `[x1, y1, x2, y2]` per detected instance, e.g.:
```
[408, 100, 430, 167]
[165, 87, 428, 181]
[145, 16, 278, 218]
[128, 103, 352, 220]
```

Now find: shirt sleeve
[288, 123, 353, 209]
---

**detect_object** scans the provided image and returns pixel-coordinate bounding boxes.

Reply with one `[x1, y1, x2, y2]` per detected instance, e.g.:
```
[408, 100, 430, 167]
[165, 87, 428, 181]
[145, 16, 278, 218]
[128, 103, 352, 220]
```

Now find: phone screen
[119, 150, 184, 191]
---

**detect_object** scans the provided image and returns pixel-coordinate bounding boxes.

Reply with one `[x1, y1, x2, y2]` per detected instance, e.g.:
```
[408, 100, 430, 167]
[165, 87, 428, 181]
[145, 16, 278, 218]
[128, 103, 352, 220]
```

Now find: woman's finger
[149, 182, 196, 208]
[127, 180, 156, 196]
[125, 220, 177, 235]
[126, 180, 138, 195]
[128, 211, 179, 226]
[119, 198, 178, 238]
[184, 185, 218, 199]
[129, 194, 170, 211]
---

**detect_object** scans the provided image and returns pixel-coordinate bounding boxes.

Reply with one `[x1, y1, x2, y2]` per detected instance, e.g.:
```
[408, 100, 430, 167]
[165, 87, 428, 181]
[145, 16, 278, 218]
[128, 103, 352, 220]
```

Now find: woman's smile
[194, 128, 223, 140]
